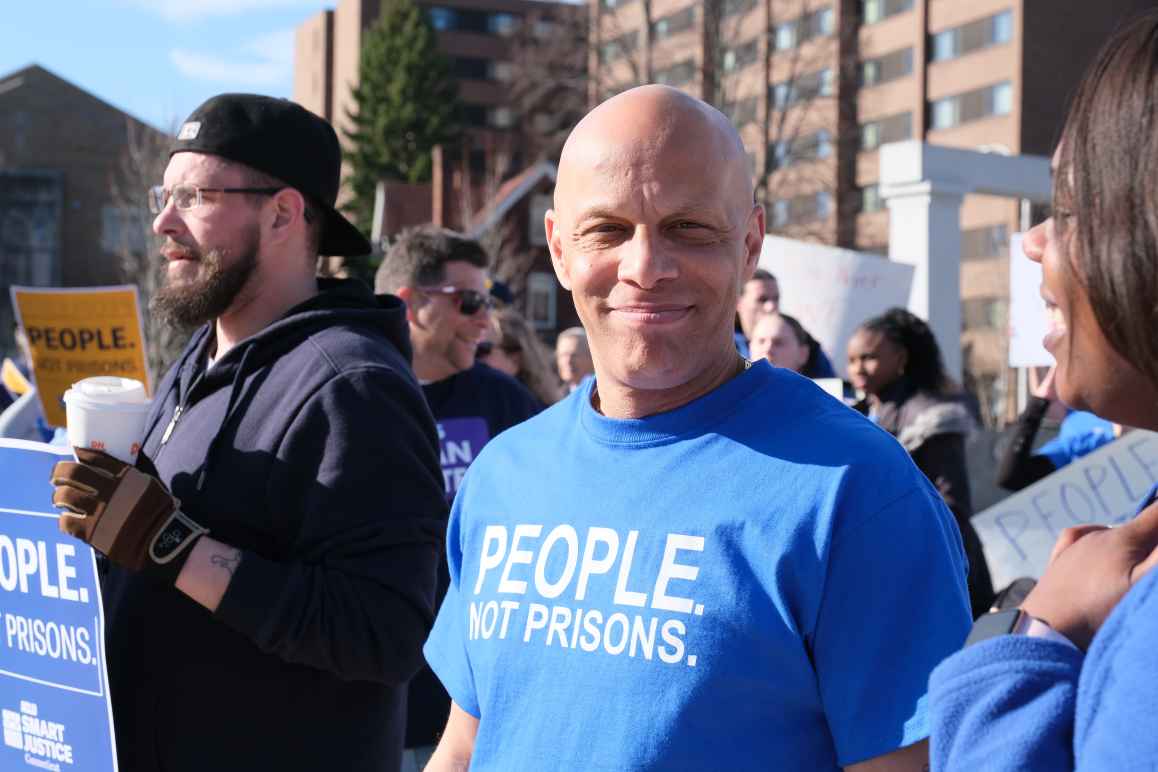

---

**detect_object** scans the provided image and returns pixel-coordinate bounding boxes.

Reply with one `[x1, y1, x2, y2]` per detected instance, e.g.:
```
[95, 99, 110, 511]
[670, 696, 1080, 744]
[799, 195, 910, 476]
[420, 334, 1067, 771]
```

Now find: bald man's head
[544, 85, 765, 406]
[555, 85, 753, 216]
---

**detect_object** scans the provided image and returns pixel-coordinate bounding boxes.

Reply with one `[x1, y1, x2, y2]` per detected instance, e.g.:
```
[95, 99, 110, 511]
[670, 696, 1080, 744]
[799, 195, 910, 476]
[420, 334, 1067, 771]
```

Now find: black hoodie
[102, 279, 447, 772]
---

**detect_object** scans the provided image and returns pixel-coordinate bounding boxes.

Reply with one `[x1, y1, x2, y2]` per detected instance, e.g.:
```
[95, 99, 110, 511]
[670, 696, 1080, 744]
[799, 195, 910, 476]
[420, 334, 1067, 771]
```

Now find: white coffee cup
[63, 377, 152, 464]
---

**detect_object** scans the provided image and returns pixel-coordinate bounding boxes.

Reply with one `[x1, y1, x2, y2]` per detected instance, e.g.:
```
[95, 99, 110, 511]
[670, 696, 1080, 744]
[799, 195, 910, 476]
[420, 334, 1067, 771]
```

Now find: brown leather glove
[50, 448, 209, 581]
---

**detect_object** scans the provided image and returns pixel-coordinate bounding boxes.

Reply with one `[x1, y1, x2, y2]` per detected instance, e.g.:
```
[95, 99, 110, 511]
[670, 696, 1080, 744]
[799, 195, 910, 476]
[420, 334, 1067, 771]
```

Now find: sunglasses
[476, 340, 521, 359]
[419, 285, 494, 316]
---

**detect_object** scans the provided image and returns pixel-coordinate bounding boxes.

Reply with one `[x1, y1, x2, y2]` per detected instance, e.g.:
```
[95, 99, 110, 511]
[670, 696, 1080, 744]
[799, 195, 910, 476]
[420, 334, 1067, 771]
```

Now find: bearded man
[47, 94, 447, 771]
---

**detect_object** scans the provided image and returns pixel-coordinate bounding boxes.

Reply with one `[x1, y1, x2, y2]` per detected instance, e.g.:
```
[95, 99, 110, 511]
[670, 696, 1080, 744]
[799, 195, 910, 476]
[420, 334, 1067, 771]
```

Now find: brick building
[0, 65, 165, 358]
[294, 0, 585, 180]
[589, 0, 1154, 422]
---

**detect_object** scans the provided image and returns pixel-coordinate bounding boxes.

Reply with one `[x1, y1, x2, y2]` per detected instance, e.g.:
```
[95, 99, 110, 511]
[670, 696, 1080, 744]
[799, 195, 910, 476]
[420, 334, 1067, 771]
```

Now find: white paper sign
[974, 430, 1158, 590]
[759, 236, 914, 378]
[1008, 233, 1053, 368]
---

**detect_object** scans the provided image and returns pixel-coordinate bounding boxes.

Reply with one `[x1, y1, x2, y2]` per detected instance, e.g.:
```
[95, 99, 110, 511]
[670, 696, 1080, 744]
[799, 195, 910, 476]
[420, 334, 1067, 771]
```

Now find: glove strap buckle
[149, 509, 210, 565]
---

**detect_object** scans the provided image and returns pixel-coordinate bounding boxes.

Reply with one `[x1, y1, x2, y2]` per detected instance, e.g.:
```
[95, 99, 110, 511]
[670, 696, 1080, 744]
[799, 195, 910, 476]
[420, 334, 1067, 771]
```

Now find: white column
[882, 180, 968, 380]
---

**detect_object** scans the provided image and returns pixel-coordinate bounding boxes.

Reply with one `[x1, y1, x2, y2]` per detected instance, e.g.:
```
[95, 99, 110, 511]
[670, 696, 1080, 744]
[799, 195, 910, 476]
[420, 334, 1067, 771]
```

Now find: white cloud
[124, 0, 320, 23]
[170, 28, 295, 87]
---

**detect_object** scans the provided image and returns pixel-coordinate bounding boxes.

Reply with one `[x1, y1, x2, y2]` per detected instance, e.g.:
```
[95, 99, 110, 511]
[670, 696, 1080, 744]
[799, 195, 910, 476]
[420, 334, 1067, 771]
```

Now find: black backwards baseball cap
[171, 93, 371, 257]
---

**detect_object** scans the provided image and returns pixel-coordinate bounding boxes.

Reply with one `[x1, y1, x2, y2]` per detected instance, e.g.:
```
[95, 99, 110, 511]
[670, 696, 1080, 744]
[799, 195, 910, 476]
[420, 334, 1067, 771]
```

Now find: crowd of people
[11, 9, 1158, 771]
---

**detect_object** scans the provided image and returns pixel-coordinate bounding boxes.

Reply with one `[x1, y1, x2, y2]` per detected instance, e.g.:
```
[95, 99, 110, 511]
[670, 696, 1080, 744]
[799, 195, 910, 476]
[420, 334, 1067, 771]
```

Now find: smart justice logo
[3, 701, 74, 770]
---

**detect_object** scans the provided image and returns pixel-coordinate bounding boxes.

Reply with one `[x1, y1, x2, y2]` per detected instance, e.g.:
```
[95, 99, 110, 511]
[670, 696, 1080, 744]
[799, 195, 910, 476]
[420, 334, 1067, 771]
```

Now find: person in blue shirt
[423, 84, 971, 772]
[996, 364, 1119, 491]
[929, 13, 1158, 769]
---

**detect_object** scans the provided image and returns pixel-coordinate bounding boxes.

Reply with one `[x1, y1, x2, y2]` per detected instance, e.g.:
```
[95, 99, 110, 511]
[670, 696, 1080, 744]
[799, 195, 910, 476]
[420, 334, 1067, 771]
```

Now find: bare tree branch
[108, 117, 191, 378]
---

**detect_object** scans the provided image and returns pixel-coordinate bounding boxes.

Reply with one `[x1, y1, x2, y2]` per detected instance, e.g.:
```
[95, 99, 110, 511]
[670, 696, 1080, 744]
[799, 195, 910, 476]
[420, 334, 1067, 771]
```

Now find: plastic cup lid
[65, 377, 148, 405]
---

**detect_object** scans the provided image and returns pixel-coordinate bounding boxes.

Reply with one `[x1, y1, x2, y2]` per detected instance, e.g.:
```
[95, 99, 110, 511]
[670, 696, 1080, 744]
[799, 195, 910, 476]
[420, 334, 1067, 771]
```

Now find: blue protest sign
[0, 439, 117, 771]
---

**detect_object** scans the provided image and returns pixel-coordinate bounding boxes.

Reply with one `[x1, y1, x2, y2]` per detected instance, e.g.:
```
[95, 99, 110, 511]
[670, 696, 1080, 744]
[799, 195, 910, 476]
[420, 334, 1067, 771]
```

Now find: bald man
[423, 86, 970, 771]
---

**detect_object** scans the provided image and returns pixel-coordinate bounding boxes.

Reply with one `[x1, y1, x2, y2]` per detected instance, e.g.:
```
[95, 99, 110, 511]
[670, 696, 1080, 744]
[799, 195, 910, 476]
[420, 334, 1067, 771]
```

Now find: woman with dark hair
[847, 307, 994, 618]
[929, 13, 1158, 769]
[477, 307, 563, 407]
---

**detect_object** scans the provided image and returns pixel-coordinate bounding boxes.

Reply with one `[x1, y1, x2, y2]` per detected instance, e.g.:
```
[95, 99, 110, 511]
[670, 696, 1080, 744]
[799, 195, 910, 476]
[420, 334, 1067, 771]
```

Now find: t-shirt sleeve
[811, 483, 973, 765]
[424, 480, 481, 718]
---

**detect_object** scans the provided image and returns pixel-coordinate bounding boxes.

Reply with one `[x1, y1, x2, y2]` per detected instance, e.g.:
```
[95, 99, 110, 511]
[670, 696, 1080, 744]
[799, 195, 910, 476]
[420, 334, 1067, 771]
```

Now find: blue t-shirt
[1036, 409, 1116, 470]
[425, 360, 972, 769]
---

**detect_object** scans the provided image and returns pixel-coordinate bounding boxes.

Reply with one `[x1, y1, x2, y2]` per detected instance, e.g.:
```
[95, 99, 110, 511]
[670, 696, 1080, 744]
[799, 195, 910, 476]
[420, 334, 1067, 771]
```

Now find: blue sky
[1, 0, 334, 131]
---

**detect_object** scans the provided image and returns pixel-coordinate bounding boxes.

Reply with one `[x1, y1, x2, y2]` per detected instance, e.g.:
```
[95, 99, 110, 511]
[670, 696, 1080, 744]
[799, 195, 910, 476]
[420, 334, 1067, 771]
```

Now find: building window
[652, 6, 696, 41]
[723, 0, 758, 18]
[860, 112, 912, 150]
[963, 297, 1008, 329]
[862, 0, 913, 25]
[601, 0, 633, 8]
[771, 130, 832, 169]
[772, 6, 834, 51]
[961, 223, 1009, 260]
[428, 7, 457, 30]
[452, 57, 489, 80]
[770, 191, 831, 227]
[488, 13, 519, 36]
[452, 57, 514, 82]
[859, 184, 883, 213]
[654, 59, 696, 87]
[724, 96, 758, 127]
[600, 31, 638, 63]
[771, 68, 833, 109]
[930, 81, 1012, 129]
[722, 40, 759, 73]
[489, 107, 514, 129]
[460, 104, 487, 127]
[860, 48, 913, 87]
[931, 10, 1013, 62]
[427, 6, 521, 35]
[491, 61, 514, 82]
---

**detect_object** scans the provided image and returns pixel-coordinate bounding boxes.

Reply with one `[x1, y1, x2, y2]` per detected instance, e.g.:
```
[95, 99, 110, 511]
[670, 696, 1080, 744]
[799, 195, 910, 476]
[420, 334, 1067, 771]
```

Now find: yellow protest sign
[10, 285, 150, 427]
[1, 358, 31, 396]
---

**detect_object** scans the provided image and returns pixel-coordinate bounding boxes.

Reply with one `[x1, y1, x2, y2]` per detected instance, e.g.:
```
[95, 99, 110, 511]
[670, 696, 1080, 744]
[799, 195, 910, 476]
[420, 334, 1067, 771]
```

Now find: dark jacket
[406, 362, 541, 748]
[103, 279, 447, 772]
[858, 381, 995, 618]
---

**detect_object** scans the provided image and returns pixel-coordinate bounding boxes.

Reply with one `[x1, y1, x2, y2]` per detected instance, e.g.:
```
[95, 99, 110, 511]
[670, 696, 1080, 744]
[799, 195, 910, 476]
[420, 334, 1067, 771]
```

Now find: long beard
[151, 228, 259, 329]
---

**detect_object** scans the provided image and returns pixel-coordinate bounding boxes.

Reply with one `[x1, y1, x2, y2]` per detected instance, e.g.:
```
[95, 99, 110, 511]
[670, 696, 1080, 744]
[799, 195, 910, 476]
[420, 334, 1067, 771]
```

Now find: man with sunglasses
[47, 94, 447, 772]
[375, 224, 540, 770]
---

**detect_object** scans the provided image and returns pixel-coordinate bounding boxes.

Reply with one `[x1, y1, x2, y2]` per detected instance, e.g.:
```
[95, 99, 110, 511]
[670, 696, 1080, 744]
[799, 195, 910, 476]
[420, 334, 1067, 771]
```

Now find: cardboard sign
[812, 378, 844, 401]
[0, 439, 118, 771]
[974, 430, 1158, 590]
[759, 236, 914, 379]
[1008, 233, 1053, 368]
[10, 286, 150, 428]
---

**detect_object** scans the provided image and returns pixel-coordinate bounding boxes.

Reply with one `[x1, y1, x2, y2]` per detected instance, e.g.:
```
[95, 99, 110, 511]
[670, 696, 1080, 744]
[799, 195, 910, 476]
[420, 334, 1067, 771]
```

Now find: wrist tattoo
[209, 549, 242, 577]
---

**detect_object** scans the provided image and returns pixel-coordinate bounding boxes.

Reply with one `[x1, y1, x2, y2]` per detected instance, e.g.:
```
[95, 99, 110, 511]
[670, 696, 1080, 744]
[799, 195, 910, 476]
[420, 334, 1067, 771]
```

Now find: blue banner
[0, 439, 117, 771]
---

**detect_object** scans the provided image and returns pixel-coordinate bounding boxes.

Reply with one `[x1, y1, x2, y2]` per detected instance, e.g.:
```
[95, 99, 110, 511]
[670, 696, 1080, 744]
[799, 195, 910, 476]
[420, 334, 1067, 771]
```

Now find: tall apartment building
[590, 0, 1152, 421]
[294, 0, 584, 180]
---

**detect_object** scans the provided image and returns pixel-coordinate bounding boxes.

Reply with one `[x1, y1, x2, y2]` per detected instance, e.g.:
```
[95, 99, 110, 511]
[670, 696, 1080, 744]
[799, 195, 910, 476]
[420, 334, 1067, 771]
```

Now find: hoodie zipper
[160, 405, 183, 445]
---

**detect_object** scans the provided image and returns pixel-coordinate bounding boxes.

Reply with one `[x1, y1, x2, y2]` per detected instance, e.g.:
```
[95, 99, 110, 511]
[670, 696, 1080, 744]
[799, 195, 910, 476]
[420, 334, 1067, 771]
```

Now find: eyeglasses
[148, 184, 284, 214]
[418, 286, 494, 316]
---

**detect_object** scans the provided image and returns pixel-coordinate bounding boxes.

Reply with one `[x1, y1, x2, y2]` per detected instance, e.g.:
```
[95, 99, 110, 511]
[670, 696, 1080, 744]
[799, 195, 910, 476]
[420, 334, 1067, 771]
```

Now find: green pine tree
[343, 0, 460, 235]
